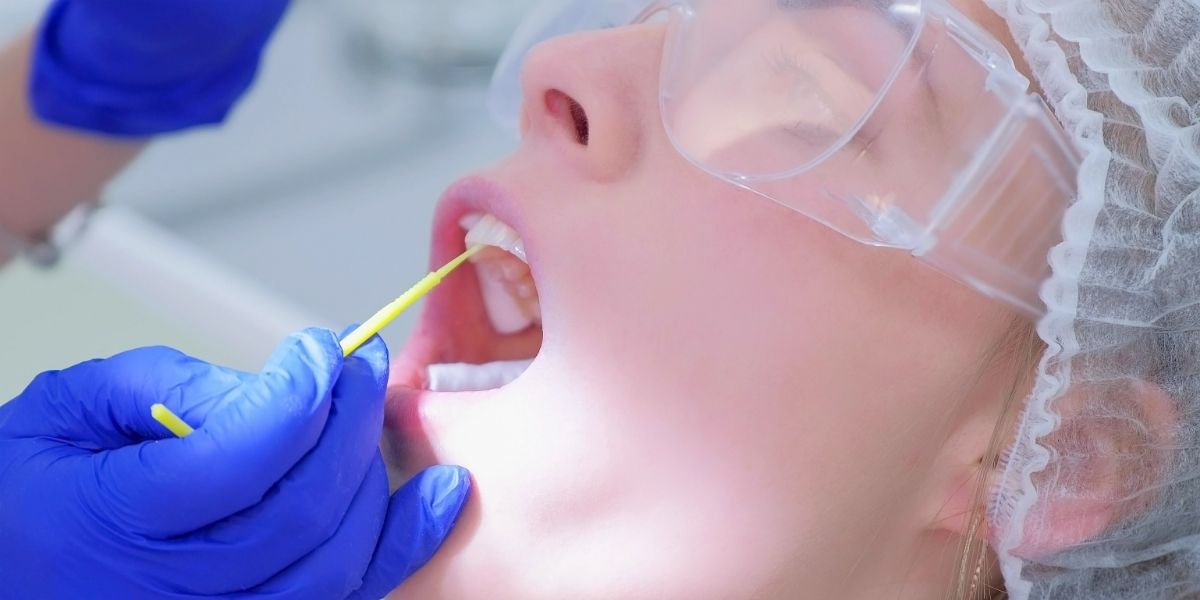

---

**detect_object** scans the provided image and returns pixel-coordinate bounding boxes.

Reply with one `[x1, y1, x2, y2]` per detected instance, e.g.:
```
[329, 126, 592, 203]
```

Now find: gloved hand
[30, 0, 293, 135]
[0, 329, 470, 599]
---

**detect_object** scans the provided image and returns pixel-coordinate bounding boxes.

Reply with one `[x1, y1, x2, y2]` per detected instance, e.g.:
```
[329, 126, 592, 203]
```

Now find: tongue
[426, 359, 535, 393]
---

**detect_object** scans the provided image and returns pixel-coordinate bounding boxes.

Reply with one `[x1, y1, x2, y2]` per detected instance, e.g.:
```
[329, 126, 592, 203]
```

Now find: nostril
[544, 89, 590, 146]
[568, 98, 589, 146]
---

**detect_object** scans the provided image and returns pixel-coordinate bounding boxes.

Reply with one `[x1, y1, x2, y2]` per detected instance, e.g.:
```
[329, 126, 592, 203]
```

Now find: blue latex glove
[30, 0, 292, 135]
[0, 329, 470, 599]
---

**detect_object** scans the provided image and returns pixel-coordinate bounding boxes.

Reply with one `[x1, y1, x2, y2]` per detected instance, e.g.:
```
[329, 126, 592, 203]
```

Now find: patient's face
[386, 2, 1033, 598]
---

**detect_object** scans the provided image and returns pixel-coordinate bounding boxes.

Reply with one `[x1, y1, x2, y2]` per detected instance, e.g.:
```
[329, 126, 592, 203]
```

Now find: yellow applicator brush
[337, 245, 483, 357]
[151, 245, 484, 438]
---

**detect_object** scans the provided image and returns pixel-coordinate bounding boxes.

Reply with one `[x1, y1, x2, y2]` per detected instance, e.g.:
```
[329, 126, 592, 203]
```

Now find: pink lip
[384, 173, 540, 476]
[427, 175, 532, 270]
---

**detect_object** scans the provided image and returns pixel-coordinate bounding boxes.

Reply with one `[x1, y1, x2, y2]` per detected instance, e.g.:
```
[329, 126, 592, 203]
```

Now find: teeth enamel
[461, 213, 541, 335]
[462, 214, 526, 263]
[426, 360, 534, 393]
[473, 261, 533, 333]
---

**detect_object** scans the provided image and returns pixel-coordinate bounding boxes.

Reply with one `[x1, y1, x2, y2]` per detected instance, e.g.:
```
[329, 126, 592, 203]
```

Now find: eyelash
[766, 48, 878, 155]
[768, 46, 803, 74]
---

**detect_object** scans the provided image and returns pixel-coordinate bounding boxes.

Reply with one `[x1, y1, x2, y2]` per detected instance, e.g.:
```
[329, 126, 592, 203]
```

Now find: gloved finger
[86, 329, 344, 537]
[238, 455, 391, 600]
[168, 333, 390, 590]
[347, 465, 473, 600]
[1, 347, 252, 448]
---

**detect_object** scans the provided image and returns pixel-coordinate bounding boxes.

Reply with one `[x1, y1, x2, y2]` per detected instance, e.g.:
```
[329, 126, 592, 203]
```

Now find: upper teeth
[461, 213, 540, 334]
[462, 214, 526, 263]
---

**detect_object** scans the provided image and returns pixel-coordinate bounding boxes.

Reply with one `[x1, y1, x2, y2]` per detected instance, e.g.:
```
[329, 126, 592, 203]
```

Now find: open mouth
[423, 212, 543, 392]
[386, 177, 544, 440]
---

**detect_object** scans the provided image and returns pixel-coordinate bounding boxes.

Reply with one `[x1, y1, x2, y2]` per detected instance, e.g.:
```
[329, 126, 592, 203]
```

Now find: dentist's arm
[0, 0, 293, 264]
[0, 33, 143, 264]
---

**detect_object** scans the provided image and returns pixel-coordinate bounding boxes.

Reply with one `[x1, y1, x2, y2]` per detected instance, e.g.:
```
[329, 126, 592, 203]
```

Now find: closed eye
[785, 120, 876, 159]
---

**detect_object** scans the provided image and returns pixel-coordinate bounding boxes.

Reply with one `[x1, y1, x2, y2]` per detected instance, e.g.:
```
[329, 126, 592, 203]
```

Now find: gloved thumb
[347, 466, 472, 600]
[90, 328, 345, 537]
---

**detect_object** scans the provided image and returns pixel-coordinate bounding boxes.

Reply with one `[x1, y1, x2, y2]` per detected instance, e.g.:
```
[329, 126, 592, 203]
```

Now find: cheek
[419, 151, 1008, 597]
[528, 171, 941, 567]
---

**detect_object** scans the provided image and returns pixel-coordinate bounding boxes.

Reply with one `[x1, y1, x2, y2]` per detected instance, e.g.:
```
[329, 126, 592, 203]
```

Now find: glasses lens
[660, 0, 922, 179]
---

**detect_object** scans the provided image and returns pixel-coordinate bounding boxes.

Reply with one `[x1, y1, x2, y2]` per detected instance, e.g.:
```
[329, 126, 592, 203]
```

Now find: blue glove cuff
[29, 1, 271, 137]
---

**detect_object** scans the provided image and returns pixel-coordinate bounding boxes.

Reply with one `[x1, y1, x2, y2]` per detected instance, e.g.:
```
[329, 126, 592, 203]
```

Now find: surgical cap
[986, 0, 1200, 598]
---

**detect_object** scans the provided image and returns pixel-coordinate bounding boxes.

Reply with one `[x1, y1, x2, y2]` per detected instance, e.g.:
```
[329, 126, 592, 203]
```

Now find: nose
[518, 23, 666, 182]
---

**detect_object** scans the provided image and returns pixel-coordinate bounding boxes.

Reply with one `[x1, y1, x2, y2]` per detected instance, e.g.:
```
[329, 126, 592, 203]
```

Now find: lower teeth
[426, 359, 534, 393]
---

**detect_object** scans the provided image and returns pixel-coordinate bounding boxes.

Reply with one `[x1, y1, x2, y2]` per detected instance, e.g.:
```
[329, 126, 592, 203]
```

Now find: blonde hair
[949, 318, 1043, 600]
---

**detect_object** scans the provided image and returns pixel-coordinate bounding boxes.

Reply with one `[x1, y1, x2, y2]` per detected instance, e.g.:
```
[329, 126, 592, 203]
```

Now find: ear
[924, 389, 1014, 539]
[925, 379, 1175, 558]
[998, 379, 1176, 558]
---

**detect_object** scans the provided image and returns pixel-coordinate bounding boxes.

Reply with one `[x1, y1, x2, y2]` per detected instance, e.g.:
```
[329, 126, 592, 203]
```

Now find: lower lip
[387, 379, 514, 477]
[385, 383, 441, 475]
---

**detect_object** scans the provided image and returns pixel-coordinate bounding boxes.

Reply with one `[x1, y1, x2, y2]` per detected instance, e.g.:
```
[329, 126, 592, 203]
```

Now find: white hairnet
[984, 0, 1200, 597]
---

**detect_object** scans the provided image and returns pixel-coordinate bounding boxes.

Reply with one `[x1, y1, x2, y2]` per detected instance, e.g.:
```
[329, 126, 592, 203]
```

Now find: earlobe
[935, 464, 993, 539]
[996, 379, 1176, 558]
[925, 394, 1015, 540]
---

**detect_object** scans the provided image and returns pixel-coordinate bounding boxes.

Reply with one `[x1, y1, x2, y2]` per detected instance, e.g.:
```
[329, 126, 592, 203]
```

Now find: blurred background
[0, 0, 534, 397]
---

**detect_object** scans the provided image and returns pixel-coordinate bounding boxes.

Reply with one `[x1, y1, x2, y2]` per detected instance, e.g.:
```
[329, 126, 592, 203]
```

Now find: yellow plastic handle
[151, 403, 195, 438]
[338, 271, 441, 357]
[150, 246, 482, 438]
[339, 246, 481, 357]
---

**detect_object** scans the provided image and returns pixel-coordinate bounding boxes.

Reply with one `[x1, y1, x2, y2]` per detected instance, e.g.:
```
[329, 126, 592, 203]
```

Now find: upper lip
[430, 175, 531, 269]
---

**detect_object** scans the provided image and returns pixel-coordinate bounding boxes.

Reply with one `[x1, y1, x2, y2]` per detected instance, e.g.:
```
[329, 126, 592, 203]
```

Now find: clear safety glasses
[489, 0, 1081, 316]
